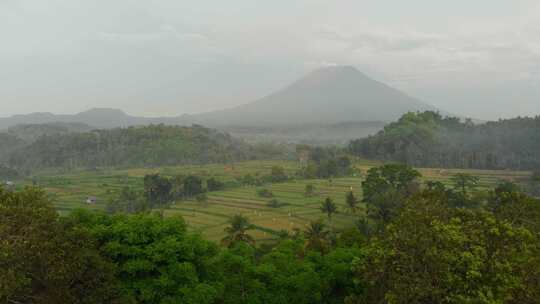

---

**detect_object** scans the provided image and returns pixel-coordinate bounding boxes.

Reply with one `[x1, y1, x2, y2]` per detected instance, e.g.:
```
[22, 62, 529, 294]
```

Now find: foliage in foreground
[0, 187, 120, 304]
[2, 164, 540, 303]
[350, 187, 540, 303]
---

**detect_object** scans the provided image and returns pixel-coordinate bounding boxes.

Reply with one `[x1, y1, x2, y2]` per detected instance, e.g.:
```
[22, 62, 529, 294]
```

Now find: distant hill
[5, 125, 278, 173]
[184, 66, 437, 126]
[350, 111, 540, 170]
[0, 122, 93, 161]
[0, 66, 439, 143]
[0, 108, 147, 130]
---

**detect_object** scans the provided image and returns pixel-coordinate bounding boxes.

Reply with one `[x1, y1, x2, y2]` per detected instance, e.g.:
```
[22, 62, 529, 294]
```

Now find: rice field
[18, 160, 532, 241]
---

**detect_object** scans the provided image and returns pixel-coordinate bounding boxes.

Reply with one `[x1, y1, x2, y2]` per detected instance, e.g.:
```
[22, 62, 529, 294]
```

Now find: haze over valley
[1, 66, 439, 143]
[2, 1, 540, 304]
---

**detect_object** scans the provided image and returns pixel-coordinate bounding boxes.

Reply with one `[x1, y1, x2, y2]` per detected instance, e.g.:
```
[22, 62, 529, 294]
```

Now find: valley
[16, 159, 531, 241]
[4, 2, 540, 302]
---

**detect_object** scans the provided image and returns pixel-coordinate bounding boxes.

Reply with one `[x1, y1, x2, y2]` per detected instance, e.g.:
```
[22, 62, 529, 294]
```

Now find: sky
[1, 0, 540, 120]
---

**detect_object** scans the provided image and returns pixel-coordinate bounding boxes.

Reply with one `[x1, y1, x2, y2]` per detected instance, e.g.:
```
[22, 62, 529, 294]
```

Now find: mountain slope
[0, 66, 438, 134]
[186, 66, 437, 126]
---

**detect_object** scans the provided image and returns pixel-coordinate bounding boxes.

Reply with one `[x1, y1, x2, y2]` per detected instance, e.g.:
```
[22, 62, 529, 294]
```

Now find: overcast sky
[1, 0, 540, 119]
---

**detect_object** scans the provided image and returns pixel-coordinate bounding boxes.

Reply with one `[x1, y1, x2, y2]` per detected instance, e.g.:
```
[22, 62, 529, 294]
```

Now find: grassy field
[16, 160, 532, 242]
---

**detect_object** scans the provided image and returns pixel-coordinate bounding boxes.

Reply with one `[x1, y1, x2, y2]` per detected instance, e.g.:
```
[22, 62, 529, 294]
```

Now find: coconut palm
[346, 191, 359, 213]
[221, 214, 255, 247]
[320, 197, 337, 220]
[304, 220, 330, 254]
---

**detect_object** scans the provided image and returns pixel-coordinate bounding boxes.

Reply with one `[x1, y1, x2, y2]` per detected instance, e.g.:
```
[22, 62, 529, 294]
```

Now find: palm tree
[304, 220, 330, 254]
[346, 191, 359, 214]
[221, 214, 255, 247]
[451, 173, 479, 196]
[320, 197, 337, 220]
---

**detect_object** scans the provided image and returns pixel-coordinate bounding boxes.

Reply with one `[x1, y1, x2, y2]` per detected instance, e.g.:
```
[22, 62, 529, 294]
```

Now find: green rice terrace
[17, 160, 532, 241]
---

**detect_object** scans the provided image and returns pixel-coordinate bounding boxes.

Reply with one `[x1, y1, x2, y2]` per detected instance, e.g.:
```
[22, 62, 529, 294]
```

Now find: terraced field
[164, 177, 363, 241]
[16, 160, 532, 241]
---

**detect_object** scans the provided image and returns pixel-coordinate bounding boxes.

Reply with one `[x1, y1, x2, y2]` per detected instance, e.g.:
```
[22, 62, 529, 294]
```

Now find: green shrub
[207, 178, 225, 192]
[257, 188, 273, 198]
[304, 184, 316, 197]
[267, 199, 287, 208]
[195, 193, 208, 203]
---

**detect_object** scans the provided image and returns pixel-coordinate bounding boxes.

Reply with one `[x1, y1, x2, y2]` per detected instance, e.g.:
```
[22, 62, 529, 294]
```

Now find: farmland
[18, 160, 532, 241]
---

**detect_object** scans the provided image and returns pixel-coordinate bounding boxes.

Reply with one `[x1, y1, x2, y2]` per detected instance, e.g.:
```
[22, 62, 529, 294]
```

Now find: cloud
[1, 0, 540, 119]
[309, 21, 540, 87]
[97, 25, 209, 44]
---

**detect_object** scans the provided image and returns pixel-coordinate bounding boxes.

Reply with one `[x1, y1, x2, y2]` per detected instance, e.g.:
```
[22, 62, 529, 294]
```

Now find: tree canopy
[350, 111, 540, 170]
[2, 164, 540, 304]
[3, 124, 283, 173]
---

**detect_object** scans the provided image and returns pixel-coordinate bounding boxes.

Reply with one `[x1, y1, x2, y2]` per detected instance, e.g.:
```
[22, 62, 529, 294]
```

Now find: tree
[365, 188, 404, 226]
[320, 197, 337, 220]
[0, 187, 120, 304]
[144, 174, 172, 206]
[269, 166, 288, 182]
[221, 215, 256, 248]
[302, 163, 319, 179]
[304, 220, 330, 254]
[267, 198, 286, 208]
[310, 147, 329, 163]
[196, 193, 208, 203]
[70, 210, 219, 304]
[451, 173, 480, 196]
[304, 184, 316, 197]
[171, 175, 186, 199]
[345, 191, 359, 213]
[207, 177, 225, 192]
[362, 164, 420, 226]
[238, 174, 262, 186]
[184, 175, 204, 197]
[488, 186, 540, 303]
[318, 159, 338, 179]
[209, 244, 262, 304]
[337, 156, 352, 175]
[257, 188, 273, 198]
[350, 111, 540, 171]
[6, 125, 280, 174]
[106, 187, 147, 214]
[350, 189, 539, 304]
[487, 181, 521, 213]
[425, 180, 447, 192]
[362, 164, 421, 204]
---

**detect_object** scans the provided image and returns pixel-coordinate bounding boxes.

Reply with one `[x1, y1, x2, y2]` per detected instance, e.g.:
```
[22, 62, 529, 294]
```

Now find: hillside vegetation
[350, 111, 540, 170]
[0, 123, 93, 162]
[5, 122, 93, 142]
[5, 124, 282, 174]
[0, 133, 25, 161]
